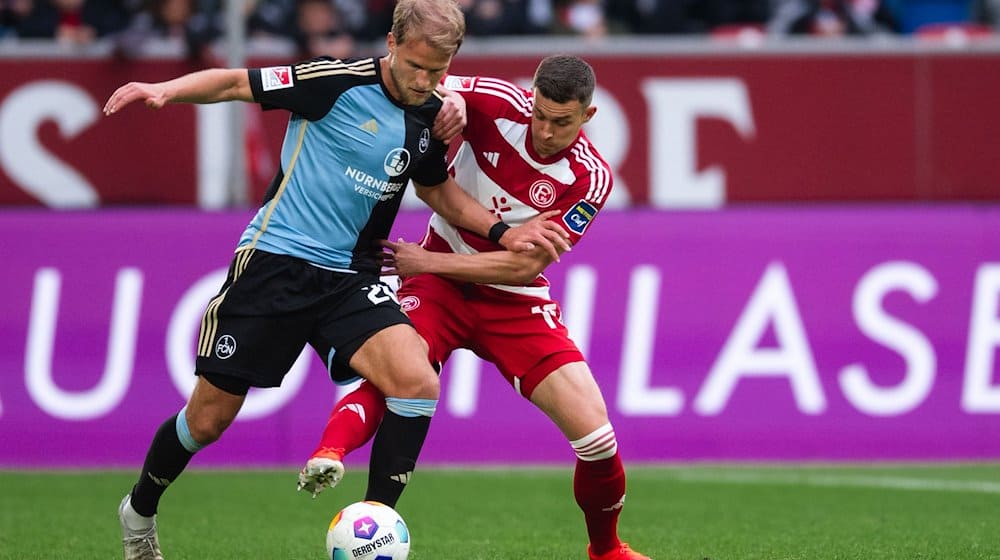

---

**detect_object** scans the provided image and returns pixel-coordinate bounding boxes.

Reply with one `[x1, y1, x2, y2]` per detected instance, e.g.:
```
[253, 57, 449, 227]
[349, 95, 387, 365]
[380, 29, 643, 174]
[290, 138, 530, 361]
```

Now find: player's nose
[414, 70, 431, 90]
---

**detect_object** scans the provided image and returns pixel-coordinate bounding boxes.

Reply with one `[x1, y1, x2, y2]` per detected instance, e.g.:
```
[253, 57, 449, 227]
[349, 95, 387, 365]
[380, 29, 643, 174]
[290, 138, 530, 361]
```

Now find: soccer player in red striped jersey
[300, 55, 650, 560]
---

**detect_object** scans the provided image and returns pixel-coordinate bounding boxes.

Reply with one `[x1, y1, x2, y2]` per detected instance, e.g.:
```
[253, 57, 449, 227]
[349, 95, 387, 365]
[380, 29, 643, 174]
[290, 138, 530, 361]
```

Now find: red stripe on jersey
[571, 137, 611, 204]
[474, 77, 533, 117]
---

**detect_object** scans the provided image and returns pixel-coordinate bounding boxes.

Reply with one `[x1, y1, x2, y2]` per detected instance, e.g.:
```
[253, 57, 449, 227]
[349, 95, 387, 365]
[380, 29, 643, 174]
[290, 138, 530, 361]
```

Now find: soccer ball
[326, 501, 410, 560]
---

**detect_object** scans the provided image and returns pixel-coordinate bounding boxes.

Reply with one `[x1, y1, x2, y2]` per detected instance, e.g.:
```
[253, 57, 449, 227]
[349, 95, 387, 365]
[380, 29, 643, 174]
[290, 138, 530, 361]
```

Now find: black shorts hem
[197, 370, 252, 396]
[195, 360, 280, 389]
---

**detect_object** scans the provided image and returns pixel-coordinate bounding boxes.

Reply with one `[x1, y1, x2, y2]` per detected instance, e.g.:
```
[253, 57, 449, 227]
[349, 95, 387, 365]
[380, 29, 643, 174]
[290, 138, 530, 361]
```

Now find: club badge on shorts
[215, 335, 237, 359]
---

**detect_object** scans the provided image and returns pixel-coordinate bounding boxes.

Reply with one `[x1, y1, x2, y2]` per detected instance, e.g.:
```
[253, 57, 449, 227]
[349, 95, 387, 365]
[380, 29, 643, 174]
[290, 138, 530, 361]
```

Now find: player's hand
[103, 82, 169, 115]
[499, 210, 571, 262]
[431, 85, 466, 144]
[379, 238, 430, 278]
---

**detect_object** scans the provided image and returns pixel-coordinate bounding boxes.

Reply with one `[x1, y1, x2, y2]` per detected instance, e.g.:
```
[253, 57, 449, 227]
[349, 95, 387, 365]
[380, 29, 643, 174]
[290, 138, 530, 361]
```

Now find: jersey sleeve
[550, 138, 614, 245]
[443, 74, 521, 122]
[249, 57, 367, 121]
[410, 140, 450, 187]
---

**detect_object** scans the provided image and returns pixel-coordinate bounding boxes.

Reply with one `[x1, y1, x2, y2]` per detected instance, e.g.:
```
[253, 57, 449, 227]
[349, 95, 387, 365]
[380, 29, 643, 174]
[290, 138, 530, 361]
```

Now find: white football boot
[118, 494, 164, 560]
[297, 448, 346, 498]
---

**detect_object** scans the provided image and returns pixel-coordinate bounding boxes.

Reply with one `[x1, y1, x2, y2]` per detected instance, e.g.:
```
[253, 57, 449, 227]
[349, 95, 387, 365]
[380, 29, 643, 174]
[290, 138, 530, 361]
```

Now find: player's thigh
[474, 295, 583, 398]
[529, 361, 610, 441]
[309, 273, 437, 398]
[350, 323, 439, 399]
[397, 273, 473, 367]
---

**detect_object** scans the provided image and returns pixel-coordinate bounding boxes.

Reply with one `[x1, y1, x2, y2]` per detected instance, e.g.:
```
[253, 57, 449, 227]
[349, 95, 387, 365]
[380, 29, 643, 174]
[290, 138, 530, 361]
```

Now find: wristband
[488, 221, 511, 244]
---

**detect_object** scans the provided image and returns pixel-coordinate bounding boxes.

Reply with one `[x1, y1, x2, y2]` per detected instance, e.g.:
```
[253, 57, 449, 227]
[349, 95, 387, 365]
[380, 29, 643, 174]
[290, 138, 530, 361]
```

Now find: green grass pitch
[2, 463, 999, 559]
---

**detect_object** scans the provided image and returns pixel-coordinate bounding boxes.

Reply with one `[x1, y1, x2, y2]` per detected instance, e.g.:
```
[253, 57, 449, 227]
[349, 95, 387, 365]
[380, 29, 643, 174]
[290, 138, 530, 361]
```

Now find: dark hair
[532, 55, 596, 106]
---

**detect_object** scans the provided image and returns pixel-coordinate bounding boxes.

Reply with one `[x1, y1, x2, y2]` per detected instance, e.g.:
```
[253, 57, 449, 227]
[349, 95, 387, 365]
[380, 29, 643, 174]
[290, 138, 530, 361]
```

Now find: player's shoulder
[568, 131, 612, 174]
[564, 132, 613, 203]
[285, 56, 379, 88]
[444, 74, 531, 114]
[442, 74, 479, 93]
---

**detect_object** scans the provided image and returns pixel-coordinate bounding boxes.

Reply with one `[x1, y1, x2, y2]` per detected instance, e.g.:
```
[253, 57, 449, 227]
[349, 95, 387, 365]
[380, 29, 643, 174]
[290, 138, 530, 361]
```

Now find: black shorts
[194, 248, 411, 388]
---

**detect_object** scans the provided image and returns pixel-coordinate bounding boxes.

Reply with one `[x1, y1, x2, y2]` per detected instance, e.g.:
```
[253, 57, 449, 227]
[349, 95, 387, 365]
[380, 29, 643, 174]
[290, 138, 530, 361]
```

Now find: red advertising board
[1, 47, 998, 207]
[0, 59, 199, 205]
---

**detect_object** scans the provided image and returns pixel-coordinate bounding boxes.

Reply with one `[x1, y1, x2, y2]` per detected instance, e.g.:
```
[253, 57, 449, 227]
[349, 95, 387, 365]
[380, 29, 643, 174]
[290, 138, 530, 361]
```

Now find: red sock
[311, 381, 386, 458]
[574, 453, 626, 555]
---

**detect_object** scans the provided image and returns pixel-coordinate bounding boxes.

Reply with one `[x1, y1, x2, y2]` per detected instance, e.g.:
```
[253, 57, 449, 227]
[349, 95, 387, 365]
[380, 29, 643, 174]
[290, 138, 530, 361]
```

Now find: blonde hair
[391, 0, 465, 56]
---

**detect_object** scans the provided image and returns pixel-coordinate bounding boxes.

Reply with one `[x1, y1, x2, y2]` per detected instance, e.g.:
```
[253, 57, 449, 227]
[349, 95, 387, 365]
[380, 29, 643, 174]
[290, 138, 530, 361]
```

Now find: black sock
[129, 414, 196, 517]
[365, 411, 431, 508]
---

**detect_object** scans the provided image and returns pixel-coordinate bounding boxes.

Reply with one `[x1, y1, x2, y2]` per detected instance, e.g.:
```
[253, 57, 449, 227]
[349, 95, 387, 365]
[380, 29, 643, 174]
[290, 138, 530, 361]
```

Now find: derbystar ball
[326, 501, 410, 560]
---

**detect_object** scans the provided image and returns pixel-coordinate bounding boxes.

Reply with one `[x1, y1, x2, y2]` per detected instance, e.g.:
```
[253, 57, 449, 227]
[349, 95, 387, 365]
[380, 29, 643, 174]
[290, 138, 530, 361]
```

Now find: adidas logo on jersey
[482, 151, 499, 166]
[359, 119, 378, 135]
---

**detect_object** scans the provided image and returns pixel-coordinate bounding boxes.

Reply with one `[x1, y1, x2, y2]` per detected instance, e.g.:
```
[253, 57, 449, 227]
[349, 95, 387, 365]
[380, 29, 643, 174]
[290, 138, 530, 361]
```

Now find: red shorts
[396, 274, 584, 399]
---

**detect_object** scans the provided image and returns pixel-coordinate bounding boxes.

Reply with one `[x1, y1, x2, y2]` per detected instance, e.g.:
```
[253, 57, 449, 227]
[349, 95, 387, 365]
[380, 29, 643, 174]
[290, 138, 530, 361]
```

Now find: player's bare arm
[431, 84, 466, 144]
[103, 68, 253, 115]
[414, 178, 570, 261]
[381, 209, 567, 283]
[381, 238, 558, 285]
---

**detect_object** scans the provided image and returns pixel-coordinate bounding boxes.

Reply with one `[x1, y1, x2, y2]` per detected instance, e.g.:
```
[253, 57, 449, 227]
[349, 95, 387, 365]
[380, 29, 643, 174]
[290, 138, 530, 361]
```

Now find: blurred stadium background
[1, 1, 999, 557]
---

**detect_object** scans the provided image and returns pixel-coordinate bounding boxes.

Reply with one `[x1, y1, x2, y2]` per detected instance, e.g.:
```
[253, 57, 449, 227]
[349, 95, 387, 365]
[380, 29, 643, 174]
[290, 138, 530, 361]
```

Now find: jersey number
[531, 303, 560, 330]
[366, 283, 400, 306]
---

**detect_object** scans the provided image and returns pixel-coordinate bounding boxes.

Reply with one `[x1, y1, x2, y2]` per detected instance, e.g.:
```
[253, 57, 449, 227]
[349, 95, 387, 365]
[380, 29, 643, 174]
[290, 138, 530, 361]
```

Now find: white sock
[122, 498, 155, 530]
[570, 423, 618, 462]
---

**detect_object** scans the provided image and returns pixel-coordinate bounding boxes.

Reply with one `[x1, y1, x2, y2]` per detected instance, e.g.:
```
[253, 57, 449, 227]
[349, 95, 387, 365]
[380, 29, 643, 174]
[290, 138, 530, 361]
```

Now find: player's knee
[384, 366, 440, 400]
[185, 411, 233, 445]
[588, 401, 610, 425]
[548, 395, 610, 439]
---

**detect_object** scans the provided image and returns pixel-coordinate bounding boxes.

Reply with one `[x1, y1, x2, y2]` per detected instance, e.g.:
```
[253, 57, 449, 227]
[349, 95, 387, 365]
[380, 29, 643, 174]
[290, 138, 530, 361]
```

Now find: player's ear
[582, 105, 596, 124]
[386, 32, 397, 54]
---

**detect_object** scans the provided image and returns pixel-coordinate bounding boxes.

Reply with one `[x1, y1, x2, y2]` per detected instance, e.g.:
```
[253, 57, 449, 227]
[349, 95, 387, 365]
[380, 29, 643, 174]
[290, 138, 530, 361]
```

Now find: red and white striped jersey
[426, 74, 613, 299]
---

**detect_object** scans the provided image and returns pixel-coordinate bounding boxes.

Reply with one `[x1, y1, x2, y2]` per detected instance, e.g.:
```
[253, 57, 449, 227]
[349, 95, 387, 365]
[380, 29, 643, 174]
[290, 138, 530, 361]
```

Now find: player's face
[530, 90, 596, 158]
[384, 32, 453, 106]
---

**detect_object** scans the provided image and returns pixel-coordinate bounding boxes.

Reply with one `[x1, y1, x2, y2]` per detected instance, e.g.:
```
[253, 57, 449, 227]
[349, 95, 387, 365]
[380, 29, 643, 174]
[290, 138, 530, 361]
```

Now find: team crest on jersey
[529, 180, 556, 208]
[419, 128, 430, 153]
[562, 199, 598, 234]
[443, 75, 475, 91]
[261, 66, 293, 91]
[399, 295, 420, 313]
[384, 148, 411, 177]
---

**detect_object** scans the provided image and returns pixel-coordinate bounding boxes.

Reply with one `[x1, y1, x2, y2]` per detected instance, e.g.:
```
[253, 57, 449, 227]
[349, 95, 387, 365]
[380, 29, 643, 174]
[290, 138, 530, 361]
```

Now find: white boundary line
[666, 470, 1000, 494]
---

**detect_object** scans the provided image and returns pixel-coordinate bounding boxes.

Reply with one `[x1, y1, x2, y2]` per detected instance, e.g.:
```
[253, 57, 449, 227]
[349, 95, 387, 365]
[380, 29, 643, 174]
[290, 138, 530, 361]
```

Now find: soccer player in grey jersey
[103, 1, 569, 558]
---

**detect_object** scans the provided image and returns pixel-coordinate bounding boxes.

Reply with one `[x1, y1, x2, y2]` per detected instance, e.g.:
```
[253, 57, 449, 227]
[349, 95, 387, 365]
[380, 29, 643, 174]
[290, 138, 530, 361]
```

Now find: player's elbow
[413, 183, 441, 208]
[414, 186, 432, 204]
[506, 262, 545, 285]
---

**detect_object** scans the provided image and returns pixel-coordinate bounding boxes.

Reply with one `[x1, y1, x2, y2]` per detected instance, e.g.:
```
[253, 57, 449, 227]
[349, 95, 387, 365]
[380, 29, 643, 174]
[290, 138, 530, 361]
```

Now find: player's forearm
[163, 69, 253, 105]
[422, 250, 543, 285]
[417, 179, 499, 240]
